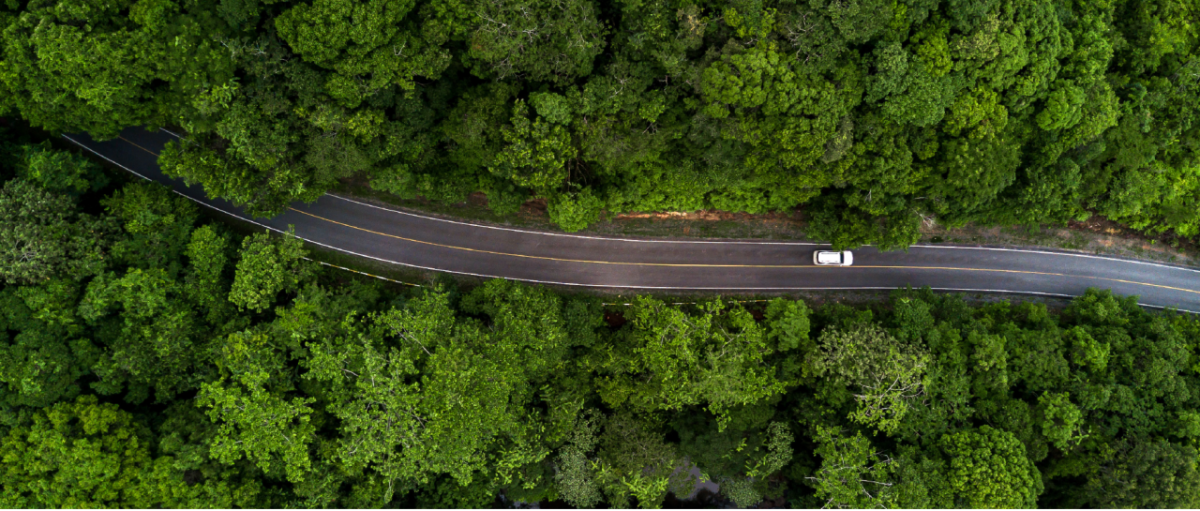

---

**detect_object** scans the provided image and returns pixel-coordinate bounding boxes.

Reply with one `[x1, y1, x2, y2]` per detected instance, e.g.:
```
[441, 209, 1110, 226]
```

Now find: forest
[2, 0, 1200, 508]
[0, 0, 1198, 247]
[2, 129, 1200, 508]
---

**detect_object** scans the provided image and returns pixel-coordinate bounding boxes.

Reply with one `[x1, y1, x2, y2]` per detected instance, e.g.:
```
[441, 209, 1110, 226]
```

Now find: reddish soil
[612, 207, 806, 226]
[519, 197, 548, 218]
[337, 179, 1197, 264]
[1068, 212, 1199, 253]
[465, 191, 490, 207]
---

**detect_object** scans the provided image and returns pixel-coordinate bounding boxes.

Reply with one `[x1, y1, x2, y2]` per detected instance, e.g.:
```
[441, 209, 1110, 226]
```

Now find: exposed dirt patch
[332, 181, 1199, 267]
[1067, 213, 1200, 255]
[921, 215, 1199, 267]
[466, 191, 490, 207]
[615, 208, 802, 223]
[520, 197, 548, 218]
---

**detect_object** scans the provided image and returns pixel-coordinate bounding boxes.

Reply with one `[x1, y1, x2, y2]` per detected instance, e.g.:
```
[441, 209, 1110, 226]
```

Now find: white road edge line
[324, 192, 824, 245]
[72, 132, 1198, 313]
[63, 134, 158, 182]
[160, 128, 821, 246]
[305, 258, 421, 287]
[329, 183, 1200, 273]
[249, 231, 1200, 315]
[155, 128, 1200, 272]
[329, 188, 1200, 272]
[905, 245, 1200, 274]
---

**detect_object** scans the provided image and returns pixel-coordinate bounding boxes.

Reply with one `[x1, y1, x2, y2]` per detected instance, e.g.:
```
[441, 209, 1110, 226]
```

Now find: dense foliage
[1, 0, 1198, 246]
[2, 139, 1200, 508]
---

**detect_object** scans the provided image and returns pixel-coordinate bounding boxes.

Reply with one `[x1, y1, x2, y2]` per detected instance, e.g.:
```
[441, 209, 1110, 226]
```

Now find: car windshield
[818, 252, 841, 264]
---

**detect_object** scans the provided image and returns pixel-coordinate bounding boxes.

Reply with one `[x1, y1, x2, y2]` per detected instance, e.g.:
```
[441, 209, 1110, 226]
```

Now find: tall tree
[0, 0, 233, 136]
[942, 425, 1043, 508]
[229, 229, 312, 313]
[809, 323, 930, 434]
[0, 179, 115, 285]
[0, 395, 199, 508]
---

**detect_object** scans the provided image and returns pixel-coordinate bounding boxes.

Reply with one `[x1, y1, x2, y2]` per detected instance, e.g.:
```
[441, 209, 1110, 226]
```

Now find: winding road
[65, 127, 1200, 313]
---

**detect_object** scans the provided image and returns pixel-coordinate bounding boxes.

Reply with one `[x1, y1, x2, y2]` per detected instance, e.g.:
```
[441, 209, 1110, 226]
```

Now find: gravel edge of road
[62, 130, 1200, 314]
[331, 186, 1200, 271]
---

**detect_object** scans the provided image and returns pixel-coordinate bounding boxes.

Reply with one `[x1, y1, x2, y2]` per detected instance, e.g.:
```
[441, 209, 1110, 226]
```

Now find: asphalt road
[64, 127, 1200, 313]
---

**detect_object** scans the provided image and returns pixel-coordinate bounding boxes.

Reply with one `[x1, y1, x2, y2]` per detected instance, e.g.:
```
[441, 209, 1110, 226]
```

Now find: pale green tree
[229, 228, 312, 313]
[197, 341, 317, 484]
[0, 395, 193, 508]
[592, 297, 787, 429]
[942, 426, 1043, 508]
[810, 323, 930, 434]
[806, 425, 897, 509]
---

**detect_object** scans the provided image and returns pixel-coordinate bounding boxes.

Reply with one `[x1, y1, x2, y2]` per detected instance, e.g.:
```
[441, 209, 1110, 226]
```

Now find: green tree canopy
[0, 179, 115, 285]
[942, 425, 1043, 508]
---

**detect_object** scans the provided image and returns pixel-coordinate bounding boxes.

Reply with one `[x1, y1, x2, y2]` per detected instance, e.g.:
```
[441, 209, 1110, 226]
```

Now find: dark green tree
[0, 179, 115, 285]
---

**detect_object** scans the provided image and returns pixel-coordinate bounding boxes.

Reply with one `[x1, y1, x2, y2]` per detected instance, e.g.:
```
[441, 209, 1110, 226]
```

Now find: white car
[814, 250, 853, 266]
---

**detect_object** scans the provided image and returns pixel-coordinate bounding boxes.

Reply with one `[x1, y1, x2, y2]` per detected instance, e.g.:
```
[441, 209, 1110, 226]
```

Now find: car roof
[817, 251, 841, 263]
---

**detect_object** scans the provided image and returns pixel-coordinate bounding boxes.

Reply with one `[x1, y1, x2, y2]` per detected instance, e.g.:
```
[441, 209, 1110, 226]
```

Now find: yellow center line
[118, 135, 161, 157]
[287, 208, 1200, 296]
[103, 135, 1200, 297]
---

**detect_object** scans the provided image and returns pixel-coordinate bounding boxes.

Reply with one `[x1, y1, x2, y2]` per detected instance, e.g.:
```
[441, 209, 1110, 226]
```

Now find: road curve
[64, 127, 1200, 313]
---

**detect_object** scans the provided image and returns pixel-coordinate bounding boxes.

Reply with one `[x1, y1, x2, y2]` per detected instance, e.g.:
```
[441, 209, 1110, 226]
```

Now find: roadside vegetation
[2, 0, 1200, 507]
[3, 127, 1200, 509]
[1, 0, 1198, 249]
[332, 185, 1200, 268]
